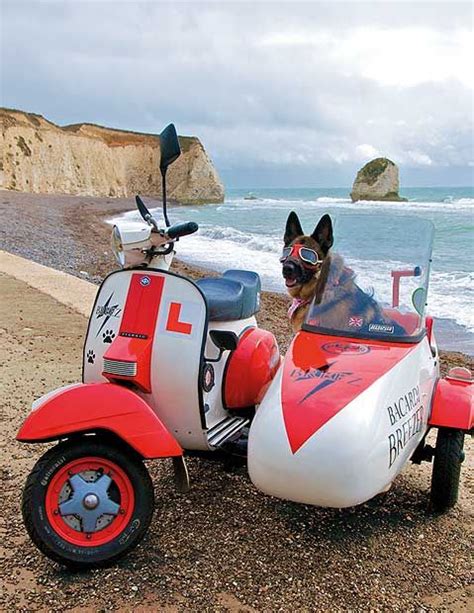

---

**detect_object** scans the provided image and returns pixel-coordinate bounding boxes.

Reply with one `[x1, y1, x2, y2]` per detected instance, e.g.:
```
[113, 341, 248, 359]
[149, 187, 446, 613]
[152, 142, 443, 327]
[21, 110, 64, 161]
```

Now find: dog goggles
[280, 244, 320, 266]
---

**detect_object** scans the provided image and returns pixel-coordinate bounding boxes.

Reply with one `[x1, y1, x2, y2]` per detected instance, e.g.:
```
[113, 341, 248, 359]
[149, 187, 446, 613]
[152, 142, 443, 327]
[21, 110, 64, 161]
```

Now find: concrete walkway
[0, 250, 97, 318]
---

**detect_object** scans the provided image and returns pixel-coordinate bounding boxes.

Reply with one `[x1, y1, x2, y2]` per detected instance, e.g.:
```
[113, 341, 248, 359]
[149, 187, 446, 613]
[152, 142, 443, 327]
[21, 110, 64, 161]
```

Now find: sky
[1, 0, 473, 188]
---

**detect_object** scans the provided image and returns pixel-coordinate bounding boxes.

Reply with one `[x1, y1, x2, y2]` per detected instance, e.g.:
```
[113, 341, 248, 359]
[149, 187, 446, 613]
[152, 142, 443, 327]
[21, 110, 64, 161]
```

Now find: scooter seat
[197, 270, 261, 321]
[223, 270, 261, 312]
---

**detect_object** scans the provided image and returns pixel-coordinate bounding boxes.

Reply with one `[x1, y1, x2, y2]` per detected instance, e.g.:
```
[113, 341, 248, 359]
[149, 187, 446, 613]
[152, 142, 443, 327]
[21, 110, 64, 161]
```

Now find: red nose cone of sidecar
[281, 332, 415, 454]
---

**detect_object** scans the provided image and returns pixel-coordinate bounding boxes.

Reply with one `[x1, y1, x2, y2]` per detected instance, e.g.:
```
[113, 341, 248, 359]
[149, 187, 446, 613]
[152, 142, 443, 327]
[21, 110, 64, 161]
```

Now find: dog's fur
[283, 212, 389, 333]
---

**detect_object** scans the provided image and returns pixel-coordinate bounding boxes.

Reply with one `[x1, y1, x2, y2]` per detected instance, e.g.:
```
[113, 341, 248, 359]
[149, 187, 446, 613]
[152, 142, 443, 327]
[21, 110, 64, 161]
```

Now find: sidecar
[248, 214, 472, 511]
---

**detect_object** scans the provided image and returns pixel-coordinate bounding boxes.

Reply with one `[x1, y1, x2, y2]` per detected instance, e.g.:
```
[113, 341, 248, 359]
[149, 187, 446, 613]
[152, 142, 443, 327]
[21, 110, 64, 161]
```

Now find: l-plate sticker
[159, 300, 202, 339]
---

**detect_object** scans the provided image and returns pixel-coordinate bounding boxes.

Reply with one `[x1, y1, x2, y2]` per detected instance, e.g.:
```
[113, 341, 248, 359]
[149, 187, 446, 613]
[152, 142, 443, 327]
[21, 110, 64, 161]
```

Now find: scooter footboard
[17, 382, 182, 458]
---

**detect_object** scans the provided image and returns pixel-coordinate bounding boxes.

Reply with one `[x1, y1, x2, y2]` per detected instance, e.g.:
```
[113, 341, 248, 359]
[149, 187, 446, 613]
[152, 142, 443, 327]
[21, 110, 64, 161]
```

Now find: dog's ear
[284, 211, 304, 246]
[312, 214, 333, 254]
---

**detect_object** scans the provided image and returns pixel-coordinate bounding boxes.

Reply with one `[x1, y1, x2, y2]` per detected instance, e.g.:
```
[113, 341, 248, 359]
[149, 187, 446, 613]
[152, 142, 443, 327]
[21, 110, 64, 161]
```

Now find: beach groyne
[0, 108, 224, 204]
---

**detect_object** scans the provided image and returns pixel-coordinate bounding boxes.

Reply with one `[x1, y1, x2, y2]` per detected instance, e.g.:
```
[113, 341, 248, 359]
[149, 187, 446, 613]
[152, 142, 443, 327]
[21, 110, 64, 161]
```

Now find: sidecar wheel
[430, 428, 465, 513]
[22, 438, 154, 569]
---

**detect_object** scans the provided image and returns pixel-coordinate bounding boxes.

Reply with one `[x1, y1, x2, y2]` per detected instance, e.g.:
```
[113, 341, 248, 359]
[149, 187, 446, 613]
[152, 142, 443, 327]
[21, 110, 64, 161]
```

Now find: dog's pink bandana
[288, 298, 310, 320]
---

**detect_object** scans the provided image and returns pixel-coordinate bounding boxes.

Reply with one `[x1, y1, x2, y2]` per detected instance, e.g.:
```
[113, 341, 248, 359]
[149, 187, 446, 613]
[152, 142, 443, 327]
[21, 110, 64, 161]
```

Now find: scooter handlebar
[166, 221, 199, 240]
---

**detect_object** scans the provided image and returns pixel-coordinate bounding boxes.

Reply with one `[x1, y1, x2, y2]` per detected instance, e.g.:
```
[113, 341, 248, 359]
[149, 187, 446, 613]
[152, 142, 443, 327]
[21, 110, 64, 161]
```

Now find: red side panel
[282, 332, 416, 454]
[16, 383, 182, 458]
[224, 328, 280, 409]
[103, 273, 164, 392]
[429, 378, 473, 431]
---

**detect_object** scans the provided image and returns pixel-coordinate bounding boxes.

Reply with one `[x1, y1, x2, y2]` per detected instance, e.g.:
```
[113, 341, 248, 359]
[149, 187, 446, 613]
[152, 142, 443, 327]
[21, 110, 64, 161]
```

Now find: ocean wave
[443, 196, 474, 205]
[315, 196, 352, 203]
[198, 225, 281, 254]
[225, 197, 474, 214]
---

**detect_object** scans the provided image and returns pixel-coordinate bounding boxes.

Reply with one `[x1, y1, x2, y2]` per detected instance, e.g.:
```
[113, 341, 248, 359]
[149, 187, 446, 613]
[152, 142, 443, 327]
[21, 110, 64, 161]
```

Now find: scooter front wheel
[22, 438, 154, 569]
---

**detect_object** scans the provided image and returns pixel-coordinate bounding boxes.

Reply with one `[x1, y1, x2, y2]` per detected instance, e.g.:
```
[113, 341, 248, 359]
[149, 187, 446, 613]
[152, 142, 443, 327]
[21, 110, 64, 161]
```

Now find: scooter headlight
[111, 225, 125, 267]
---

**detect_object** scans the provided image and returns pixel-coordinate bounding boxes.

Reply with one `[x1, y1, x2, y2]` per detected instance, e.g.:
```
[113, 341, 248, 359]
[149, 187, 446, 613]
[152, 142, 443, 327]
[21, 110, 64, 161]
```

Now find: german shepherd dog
[282, 211, 403, 335]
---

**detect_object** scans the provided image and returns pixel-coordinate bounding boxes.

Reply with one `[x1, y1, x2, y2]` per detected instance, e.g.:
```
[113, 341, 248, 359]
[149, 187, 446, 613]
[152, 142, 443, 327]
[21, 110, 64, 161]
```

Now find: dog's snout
[282, 260, 299, 279]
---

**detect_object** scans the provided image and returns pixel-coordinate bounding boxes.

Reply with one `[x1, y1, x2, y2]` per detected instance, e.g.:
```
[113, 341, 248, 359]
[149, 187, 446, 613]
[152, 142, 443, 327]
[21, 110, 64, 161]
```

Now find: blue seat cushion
[196, 270, 261, 321]
[223, 270, 261, 314]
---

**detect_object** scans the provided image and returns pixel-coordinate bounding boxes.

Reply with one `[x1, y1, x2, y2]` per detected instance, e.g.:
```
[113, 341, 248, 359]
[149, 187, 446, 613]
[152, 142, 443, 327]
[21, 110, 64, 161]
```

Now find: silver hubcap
[58, 472, 120, 533]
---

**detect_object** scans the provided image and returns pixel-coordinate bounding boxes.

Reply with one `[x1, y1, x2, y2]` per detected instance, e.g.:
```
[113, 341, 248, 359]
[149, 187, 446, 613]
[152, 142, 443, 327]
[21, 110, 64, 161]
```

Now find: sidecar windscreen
[303, 213, 434, 343]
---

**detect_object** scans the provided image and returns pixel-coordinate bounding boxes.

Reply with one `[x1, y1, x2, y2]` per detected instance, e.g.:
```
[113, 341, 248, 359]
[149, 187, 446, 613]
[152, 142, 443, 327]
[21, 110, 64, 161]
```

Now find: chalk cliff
[351, 158, 406, 202]
[0, 108, 224, 204]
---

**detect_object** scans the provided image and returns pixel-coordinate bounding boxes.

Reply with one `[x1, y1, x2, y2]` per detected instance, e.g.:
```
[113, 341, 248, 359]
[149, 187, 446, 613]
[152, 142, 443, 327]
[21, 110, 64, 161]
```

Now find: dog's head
[281, 212, 333, 298]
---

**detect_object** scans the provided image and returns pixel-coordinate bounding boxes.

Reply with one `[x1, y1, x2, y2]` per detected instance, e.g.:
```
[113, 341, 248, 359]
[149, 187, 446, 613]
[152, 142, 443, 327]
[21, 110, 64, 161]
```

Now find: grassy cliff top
[358, 157, 395, 185]
[1, 107, 198, 152]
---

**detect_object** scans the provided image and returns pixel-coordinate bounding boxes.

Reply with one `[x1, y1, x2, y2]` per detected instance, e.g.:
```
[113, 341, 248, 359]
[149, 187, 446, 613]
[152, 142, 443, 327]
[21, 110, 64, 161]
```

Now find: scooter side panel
[83, 269, 210, 450]
[248, 337, 436, 507]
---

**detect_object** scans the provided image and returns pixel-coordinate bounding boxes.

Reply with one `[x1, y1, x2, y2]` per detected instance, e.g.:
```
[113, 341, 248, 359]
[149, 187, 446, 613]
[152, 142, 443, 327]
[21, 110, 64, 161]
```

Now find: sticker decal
[95, 293, 122, 337]
[86, 350, 95, 364]
[291, 366, 362, 403]
[292, 367, 362, 385]
[120, 332, 148, 339]
[140, 276, 151, 287]
[348, 316, 363, 328]
[368, 323, 394, 334]
[102, 329, 116, 344]
[202, 363, 215, 392]
[166, 302, 193, 335]
[322, 342, 370, 355]
[386, 385, 423, 467]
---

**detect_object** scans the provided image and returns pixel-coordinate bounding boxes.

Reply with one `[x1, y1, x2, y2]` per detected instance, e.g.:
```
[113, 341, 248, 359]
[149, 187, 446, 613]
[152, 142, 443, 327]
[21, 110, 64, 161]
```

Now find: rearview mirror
[159, 123, 181, 174]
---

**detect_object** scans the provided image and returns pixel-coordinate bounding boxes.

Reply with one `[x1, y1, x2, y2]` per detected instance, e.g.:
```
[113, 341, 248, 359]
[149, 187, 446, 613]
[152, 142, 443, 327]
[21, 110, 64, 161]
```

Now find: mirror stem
[162, 169, 170, 228]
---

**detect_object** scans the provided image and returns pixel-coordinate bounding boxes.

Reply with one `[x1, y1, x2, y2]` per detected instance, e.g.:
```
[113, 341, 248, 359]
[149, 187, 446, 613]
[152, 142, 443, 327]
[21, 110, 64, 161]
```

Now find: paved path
[0, 249, 97, 317]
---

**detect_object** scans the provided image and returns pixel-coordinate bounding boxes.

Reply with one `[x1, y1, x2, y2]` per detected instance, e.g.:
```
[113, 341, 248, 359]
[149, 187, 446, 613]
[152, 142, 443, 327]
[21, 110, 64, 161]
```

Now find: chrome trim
[103, 359, 137, 377]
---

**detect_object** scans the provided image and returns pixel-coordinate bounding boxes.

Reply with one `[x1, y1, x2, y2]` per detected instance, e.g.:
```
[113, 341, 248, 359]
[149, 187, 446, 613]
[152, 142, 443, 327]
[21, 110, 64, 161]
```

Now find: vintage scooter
[17, 125, 472, 569]
[17, 124, 280, 568]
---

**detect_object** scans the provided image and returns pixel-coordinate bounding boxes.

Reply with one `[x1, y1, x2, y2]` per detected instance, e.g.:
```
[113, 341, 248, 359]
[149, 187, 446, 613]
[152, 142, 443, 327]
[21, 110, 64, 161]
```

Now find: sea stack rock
[351, 157, 407, 202]
[0, 108, 224, 204]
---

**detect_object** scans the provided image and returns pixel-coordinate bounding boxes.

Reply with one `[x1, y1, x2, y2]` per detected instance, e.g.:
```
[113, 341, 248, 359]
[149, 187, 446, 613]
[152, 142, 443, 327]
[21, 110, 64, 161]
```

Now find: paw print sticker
[87, 349, 95, 364]
[102, 329, 116, 344]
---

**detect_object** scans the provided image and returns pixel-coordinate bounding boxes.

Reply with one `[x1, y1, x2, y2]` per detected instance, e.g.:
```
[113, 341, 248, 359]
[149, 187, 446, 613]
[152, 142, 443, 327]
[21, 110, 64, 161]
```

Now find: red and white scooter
[17, 125, 472, 569]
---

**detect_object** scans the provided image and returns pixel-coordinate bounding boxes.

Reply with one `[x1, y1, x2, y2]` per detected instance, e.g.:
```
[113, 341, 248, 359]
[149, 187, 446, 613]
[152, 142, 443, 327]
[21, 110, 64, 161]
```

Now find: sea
[116, 186, 474, 355]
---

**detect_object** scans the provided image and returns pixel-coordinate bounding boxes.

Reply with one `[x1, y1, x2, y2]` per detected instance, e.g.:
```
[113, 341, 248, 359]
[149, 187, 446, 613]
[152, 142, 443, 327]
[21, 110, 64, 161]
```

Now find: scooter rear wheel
[22, 437, 154, 568]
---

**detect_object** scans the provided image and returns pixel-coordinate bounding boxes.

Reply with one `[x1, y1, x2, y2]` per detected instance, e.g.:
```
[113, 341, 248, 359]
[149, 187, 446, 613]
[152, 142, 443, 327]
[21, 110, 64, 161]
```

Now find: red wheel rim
[45, 456, 135, 547]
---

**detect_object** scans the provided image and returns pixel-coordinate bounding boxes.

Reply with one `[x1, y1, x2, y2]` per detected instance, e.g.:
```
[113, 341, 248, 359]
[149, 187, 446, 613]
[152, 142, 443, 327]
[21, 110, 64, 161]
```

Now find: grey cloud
[1, 1, 473, 186]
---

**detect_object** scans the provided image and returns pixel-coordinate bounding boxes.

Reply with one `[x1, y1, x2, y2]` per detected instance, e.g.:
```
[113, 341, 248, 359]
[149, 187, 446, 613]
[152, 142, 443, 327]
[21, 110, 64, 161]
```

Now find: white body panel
[83, 269, 208, 449]
[248, 339, 437, 507]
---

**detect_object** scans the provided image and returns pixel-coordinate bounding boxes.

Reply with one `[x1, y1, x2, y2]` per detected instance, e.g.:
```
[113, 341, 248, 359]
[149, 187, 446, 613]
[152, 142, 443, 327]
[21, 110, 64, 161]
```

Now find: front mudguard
[17, 382, 182, 458]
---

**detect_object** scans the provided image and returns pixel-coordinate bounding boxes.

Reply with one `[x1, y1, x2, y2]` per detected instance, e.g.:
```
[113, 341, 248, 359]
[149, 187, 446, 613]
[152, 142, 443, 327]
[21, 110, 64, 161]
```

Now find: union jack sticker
[348, 316, 363, 328]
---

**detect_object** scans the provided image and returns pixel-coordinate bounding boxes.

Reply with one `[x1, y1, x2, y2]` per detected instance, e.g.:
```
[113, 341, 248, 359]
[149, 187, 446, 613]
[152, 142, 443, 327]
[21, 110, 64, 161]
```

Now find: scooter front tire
[22, 437, 154, 569]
